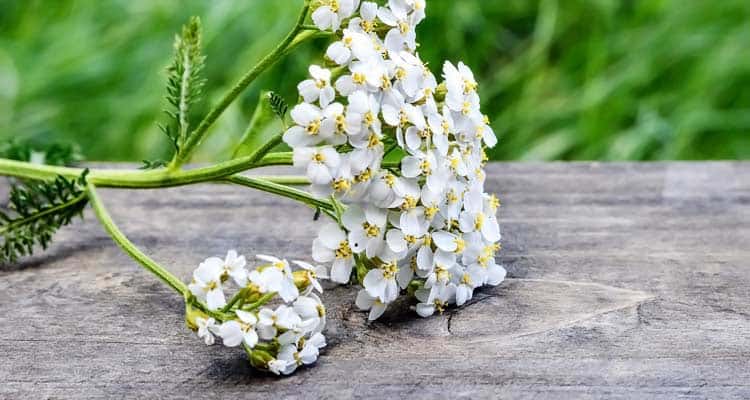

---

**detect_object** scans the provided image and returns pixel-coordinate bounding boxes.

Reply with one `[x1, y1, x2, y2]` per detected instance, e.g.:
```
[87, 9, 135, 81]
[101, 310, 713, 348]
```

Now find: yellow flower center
[384, 173, 396, 188]
[419, 159, 431, 175]
[461, 272, 473, 285]
[355, 168, 373, 183]
[321, 0, 340, 12]
[398, 21, 410, 34]
[399, 110, 409, 127]
[435, 264, 451, 282]
[446, 189, 459, 204]
[463, 78, 478, 93]
[380, 75, 392, 89]
[335, 114, 347, 132]
[425, 205, 439, 219]
[336, 240, 352, 259]
[352, 72, 367, 85]
[453, 237, 466, 254]
[474, 213, 485, 230]
[381, 261, 399, 279]
[360, 19, 375, 33]
[306, 119, 321, 135]
[367, 132, 382, 149]
[332, 178, 351, 193]
[489, 194, 501, 212]
[394, 67, 407, 80]
[364, 111, 376, 127]
[401, 195, 418, 211]
[363, 222, 380, 238]
[312, 153, 326, 163]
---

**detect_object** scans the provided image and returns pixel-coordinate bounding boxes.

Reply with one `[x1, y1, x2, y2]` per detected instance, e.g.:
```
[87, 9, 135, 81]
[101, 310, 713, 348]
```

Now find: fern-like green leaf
[0, 139, 82, 166]
[0, 171, 89, 264]
[162, 16, 206, 154]
[267, 91, 288, 122]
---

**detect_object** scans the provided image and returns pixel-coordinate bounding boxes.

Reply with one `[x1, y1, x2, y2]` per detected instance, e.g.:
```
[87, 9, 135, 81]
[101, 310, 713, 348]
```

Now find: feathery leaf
[0, 171, 89, 264]
[161, 16, 206, 155]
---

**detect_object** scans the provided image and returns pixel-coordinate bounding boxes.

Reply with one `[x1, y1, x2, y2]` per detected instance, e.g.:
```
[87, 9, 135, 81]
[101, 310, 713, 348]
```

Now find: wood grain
[1, 162, 748, 399]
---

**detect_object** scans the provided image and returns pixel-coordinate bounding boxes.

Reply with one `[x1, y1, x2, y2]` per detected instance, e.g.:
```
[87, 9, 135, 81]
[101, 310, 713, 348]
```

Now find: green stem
[224, 175, 334, 214]
[221, 288, 247, 313]
[0, 153, 294, 189]
[242, 292, 277, 312]
[171, 2, 311, 168]
[86, 183, 189, 296]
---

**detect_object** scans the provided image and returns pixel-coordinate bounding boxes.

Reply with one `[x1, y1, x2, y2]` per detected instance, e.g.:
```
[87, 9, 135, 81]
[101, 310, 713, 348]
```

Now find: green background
[1, 0, 749, 162]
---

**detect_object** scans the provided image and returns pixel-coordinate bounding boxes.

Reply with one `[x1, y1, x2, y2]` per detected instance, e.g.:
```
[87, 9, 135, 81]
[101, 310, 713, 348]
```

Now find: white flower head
[189, 258, 226, 310]
[298, 65, 336, 107]
[195, 316, 218, 346]
[312, 0, 360, 32]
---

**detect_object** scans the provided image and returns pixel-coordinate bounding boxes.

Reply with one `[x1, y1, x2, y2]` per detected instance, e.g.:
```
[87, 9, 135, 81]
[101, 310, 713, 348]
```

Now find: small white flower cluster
[188, 251, 328, 375]
[286, 0, 505, 321]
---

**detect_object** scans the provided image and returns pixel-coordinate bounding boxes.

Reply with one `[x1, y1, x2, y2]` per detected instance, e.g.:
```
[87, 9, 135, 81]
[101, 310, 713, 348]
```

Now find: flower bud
[249, 349, 275, 370]
[434, 82, 447, 102]
[292, 270, 312, 291]
[184, 301, 209, 331]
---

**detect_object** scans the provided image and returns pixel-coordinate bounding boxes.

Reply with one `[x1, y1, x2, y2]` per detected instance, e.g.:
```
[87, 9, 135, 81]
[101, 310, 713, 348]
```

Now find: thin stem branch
[86, 183, 189, 296]
[224, 175, 334, 214]
[171, 2, 311, 168]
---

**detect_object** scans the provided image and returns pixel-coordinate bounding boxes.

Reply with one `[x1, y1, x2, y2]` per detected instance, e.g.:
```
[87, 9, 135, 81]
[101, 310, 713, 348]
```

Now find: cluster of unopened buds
[186, 251, 328, 375]
[289, 0, 505, 321]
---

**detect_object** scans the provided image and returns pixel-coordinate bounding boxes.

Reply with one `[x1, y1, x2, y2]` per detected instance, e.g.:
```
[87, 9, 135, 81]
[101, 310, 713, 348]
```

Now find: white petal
[206, 288, 226, 310]
[432, 231, 457, 252]
[330, 258, 353, 283]
[369, 302, 387, 320]
[218, 321, 243, 347]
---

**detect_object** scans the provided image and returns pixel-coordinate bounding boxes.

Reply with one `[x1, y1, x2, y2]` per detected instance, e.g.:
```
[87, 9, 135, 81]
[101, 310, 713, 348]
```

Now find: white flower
[326, 29, 375, 66]
[188, 258, 226, 310]
[217, 310, 259, 348]
[293, 294, 326, 333]
[257, 305, 302, 340]
[378, 0, 418, 52]
[195, 316, 217, 346]
[362, 259, 400, 303]
[312, 0, 360, 32]
[276, 332, 326, 375]
[312, 222, 355, 283]
[292, 260, 328, 294]
[415, 283, 456, 317]
[342, 204, 387, 258]
[221, 250, 248, 286]
[283, 103, 327, 147]
[298, 65, 336, 107]
[268, 359, 289, 375]
[355, 289, 388, 320]
[255, 255, 300, 302]
[349, 1, 378, 34]
[455, 267, 482, 306]
[293, 146, 342, 185]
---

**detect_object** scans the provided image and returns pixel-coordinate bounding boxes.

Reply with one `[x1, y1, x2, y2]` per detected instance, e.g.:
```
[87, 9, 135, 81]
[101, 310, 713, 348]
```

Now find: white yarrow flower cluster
[188, 251, 328, 375]
[290, 0, 505, 321]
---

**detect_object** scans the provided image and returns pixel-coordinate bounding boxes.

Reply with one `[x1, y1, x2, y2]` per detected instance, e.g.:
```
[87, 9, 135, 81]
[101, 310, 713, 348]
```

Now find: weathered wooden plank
[0, 162, 749, 399]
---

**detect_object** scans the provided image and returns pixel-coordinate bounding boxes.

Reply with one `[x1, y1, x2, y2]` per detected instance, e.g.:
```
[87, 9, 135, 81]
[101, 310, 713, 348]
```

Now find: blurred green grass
[0, 0, 748, 161]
